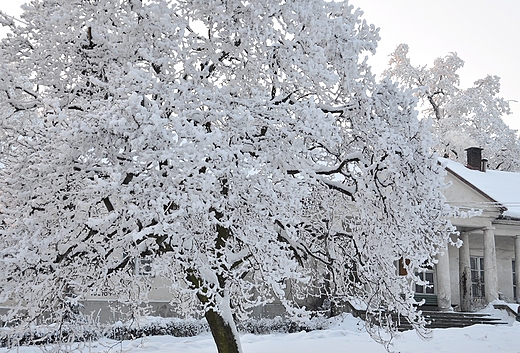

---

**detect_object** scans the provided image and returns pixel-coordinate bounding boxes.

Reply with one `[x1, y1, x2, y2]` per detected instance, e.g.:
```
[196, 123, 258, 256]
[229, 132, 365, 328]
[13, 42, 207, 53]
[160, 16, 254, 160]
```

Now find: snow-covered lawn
[2, 314, 518, 353]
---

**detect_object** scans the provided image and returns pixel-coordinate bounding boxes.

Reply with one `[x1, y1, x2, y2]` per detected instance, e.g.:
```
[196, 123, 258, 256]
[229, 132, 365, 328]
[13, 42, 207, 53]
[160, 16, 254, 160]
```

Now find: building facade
[428, 148, 520, 311]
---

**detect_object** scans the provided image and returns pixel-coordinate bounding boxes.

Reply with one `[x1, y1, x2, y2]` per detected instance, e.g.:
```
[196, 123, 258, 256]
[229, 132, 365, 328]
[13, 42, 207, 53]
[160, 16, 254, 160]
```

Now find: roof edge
[445, 166, 508, 213]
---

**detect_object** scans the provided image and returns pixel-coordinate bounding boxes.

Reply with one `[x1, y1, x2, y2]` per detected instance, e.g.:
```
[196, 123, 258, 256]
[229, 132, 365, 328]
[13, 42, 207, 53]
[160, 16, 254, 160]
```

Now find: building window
[136, 257, 153, 276]
[513, 260, 517, 299]
[471, 257, 485, 298]
[415, 269, 435, 294]
[398, 258, 409, 276]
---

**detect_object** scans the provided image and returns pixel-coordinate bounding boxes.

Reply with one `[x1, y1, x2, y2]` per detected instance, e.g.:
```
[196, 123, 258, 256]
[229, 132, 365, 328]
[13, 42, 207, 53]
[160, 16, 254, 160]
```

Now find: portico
[424, 152, 520, 311]
[433, 224, 503, 311]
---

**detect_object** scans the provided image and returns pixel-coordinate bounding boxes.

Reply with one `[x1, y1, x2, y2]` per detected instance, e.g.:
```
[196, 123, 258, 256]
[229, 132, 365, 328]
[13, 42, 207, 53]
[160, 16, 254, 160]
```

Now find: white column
[515, 236, 520, 303]
[483, 226, 499, 303]
[459, 232, 472, 311]
[436, 243, 452, 311]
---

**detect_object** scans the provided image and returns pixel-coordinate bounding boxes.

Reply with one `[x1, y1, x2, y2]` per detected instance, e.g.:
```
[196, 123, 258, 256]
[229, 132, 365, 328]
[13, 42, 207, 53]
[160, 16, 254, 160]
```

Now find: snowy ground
[1, 314, 519, 353]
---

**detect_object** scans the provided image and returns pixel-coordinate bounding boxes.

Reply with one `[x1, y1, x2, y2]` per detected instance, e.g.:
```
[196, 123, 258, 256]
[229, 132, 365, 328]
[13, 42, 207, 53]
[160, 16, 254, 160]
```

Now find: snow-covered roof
[441, 157, 520, 219]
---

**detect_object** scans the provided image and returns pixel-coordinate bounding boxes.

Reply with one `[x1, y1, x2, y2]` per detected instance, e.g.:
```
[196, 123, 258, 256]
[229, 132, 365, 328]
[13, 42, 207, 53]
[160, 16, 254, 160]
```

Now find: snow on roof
[441, 157, 520, 219]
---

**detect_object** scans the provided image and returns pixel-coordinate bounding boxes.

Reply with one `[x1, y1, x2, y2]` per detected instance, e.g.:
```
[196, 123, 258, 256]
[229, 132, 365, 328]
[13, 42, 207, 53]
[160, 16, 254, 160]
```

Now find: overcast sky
[352, 0, 520, 132]
[1, 0, 519, 131]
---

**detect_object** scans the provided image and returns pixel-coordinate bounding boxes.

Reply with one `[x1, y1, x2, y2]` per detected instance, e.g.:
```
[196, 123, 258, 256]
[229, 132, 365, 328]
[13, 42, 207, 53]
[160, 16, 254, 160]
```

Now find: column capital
[483, 226, 496, 232]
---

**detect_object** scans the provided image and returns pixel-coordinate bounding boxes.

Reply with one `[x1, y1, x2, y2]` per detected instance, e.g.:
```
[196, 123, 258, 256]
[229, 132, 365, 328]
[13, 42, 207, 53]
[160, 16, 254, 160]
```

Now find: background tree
[0, 1, 454, 352]
[384, 44, 520, 171]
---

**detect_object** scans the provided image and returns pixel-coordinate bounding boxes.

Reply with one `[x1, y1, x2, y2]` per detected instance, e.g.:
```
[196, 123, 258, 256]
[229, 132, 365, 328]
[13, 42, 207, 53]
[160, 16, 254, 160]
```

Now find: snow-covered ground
[1, 314, 518, 353]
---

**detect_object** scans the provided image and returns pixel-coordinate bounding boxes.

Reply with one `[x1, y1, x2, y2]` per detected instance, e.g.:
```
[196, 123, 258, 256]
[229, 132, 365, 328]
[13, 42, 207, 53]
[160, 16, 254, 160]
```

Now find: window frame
[470, 256, 485, 298]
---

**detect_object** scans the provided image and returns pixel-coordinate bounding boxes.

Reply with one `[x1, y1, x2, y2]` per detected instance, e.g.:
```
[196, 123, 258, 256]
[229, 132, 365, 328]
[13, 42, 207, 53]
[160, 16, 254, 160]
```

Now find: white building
[429, 147, 520, 311]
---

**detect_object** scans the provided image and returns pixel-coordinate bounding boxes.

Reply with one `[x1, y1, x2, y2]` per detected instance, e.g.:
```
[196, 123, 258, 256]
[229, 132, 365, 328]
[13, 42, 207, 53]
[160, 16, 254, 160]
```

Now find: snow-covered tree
[0, 1, 454, 352]
[384, 44, 520, 171]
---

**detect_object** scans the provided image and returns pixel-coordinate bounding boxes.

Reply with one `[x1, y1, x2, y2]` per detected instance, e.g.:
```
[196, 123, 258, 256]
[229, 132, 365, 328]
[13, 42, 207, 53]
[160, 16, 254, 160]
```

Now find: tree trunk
[205, 308, 241, 353]
[187, 274, 242, 353]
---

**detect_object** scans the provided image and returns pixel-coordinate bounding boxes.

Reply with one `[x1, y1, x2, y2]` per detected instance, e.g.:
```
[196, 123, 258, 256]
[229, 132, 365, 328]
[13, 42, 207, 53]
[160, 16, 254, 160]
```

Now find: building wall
[445, 231, 516, 311]
[496, 236, 515, 302]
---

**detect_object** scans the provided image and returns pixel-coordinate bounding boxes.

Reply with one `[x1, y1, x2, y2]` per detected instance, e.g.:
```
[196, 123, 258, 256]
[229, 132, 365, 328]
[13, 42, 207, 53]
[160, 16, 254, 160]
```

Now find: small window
[470, 257, 485, 298]
[415, 270, 435, 294]
[134, 256, 153, 276]
[398, 258, 410, 276]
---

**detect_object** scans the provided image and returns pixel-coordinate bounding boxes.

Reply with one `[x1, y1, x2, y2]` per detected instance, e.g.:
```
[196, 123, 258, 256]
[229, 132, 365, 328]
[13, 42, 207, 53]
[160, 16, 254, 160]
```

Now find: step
[356, 310, 509, 331]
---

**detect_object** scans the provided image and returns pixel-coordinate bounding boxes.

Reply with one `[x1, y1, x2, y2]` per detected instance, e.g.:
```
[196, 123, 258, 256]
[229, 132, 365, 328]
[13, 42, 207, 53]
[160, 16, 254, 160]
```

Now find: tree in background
[384, 44, 520, 171]
[0, 1, 453, 352]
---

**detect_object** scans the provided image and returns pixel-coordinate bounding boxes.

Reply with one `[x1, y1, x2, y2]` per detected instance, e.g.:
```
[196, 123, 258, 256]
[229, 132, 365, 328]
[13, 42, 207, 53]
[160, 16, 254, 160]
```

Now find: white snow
[442, 157, 520, 219]
[1, 314, 518, 353]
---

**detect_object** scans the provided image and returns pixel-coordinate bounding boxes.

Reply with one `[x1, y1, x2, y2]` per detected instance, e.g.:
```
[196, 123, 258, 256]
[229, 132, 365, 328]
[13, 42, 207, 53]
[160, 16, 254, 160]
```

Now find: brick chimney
[465, 147, 485, 172]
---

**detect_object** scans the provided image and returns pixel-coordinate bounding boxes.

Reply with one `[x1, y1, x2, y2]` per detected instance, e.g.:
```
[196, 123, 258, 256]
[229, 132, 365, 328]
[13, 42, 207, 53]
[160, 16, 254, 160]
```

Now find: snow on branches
[385, 44, 520, 171]
[0, 1, 453, 351]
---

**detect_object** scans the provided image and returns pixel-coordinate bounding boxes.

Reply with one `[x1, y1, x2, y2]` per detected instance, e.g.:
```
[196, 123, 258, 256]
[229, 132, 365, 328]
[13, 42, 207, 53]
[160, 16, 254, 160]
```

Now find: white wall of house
[493, 236, 515, 301]
[441, 165, 520, 310]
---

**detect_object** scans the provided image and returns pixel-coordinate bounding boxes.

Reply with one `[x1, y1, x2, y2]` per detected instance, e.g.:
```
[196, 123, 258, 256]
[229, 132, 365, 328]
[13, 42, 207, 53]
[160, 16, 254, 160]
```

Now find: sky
[1, 0, 519, 130]
[351, 0, 520, 132]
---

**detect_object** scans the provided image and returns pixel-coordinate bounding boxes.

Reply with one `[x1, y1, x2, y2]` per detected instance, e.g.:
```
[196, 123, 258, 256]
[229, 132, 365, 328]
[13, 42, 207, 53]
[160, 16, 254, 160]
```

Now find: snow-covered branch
[0, 2, 454, 351]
